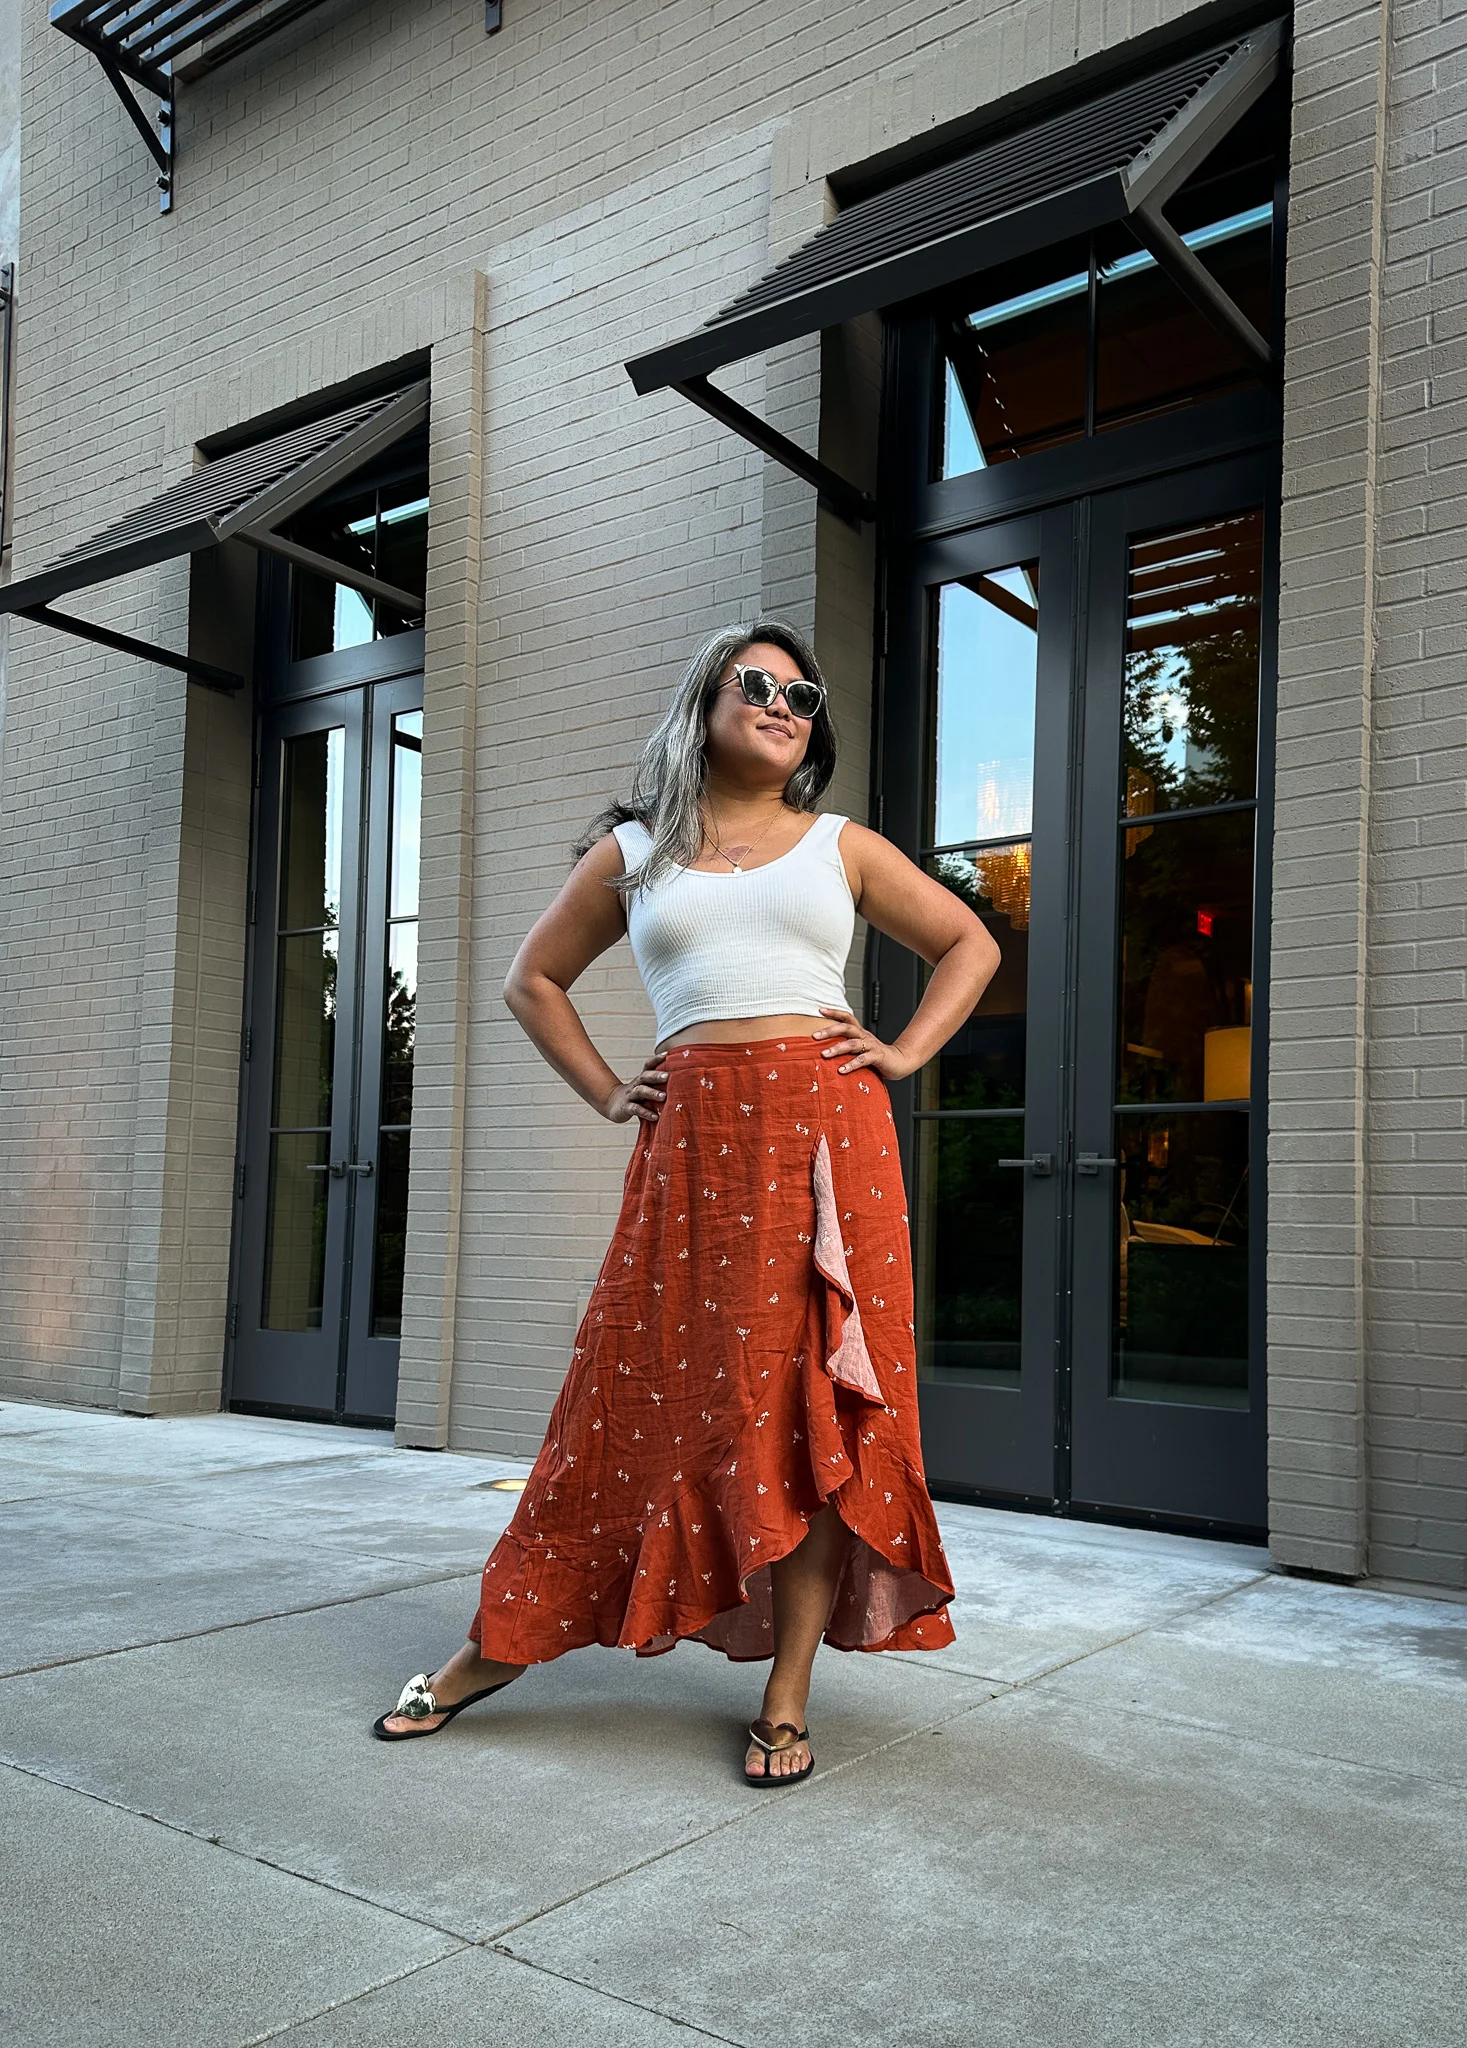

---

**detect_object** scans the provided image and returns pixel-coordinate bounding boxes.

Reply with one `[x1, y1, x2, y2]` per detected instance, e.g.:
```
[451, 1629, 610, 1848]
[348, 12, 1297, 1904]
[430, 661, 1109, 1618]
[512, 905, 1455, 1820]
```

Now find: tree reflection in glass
[1123, 510, 1262, 819]
[371, 710, 422, 1338]
[924, 847, 1028, 1112]
[263, 727, 345, 1332]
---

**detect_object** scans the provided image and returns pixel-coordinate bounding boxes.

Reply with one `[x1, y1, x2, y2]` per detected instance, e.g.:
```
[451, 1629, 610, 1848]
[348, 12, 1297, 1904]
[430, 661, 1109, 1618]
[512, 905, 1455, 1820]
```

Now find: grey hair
[573, 619, 837, 894]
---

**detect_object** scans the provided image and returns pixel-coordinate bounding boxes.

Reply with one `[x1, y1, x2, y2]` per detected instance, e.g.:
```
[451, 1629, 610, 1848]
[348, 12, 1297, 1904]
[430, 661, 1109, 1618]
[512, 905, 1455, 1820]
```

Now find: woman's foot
[744, 1684, 812, 1780]
[379, 1642, 524, 1734]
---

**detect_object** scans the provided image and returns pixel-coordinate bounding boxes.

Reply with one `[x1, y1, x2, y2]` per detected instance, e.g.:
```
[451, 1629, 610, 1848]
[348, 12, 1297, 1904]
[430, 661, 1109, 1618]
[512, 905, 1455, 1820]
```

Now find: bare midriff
[657, 1013, 832, 1057]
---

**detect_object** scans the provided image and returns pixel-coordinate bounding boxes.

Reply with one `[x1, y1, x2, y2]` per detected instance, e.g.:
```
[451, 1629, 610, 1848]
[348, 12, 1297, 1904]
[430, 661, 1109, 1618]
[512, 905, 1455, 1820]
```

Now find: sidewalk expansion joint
[237, 1951, 475, 2046]
[1051, 1688, 1467, 1796]
[884, 1569, 1273, 1693]
[0, 1569, 479, 1681]
[0, 1754, 479, 1945]
[35, 1483, 520, 1576]
[482, 1686, 1011, 1950]
[487, 1948, 753, 2045]
[480, 1575, 1281, 1950]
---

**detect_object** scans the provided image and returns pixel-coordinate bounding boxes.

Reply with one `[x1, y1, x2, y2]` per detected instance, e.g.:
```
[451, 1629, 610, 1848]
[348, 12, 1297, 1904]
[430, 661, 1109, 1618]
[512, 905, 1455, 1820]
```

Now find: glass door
[881, 509, 1074, 1500]
[230, 672, 423, 1424]
[1069, 459, 1272, 1526]
[884, 455, 1273, 1529]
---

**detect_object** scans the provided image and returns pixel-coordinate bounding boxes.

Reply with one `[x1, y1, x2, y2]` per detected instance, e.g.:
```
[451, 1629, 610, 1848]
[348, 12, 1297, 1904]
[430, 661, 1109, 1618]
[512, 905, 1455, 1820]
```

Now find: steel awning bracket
[236, 527, 424, 613]
[96, 56, 174, 211]
[20, 604, 244, 692]
[1120, 20, 1284, 371]
[53, 0, 176, 213]
[1129, 203, 1274, 368]
[671, 375, 876, 529]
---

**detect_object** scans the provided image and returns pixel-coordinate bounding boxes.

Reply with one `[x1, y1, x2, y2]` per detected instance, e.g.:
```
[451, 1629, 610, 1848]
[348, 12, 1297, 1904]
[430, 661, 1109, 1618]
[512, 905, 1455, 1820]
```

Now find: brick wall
[2, 0, 1462, 1585]
[1364, 0, 1467, 1589]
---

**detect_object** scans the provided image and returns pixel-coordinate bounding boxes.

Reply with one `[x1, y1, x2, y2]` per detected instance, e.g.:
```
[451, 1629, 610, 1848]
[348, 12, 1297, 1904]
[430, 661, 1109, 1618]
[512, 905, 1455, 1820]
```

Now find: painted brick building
[1, 0, 1463, 1593]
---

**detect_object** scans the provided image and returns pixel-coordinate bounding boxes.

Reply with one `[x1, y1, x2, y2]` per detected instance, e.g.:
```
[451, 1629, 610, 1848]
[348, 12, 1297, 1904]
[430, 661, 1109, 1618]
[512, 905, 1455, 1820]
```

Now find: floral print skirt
[471, 1037, 956, 1663]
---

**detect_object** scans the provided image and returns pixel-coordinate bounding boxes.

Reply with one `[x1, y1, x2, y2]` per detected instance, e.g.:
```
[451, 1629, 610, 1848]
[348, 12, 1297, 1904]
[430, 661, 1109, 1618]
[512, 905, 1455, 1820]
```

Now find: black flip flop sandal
[744, 1717, 815, 1786]
[371, 1670, 515, 1741]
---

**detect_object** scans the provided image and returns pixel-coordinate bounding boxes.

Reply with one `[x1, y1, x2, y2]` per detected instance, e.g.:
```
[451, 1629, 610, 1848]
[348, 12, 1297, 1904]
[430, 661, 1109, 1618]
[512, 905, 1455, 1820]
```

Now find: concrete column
[395, 272, 489, 1448]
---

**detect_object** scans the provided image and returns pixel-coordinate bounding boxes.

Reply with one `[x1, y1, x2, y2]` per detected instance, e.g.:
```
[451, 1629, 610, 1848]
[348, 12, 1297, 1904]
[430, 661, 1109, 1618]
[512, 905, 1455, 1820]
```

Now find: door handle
[1077, 1152, 1118, 1174]
[997, 1153, 1053, 1177]
[345, 1160, 375, 1178]
[305, 1161, 348, 1179]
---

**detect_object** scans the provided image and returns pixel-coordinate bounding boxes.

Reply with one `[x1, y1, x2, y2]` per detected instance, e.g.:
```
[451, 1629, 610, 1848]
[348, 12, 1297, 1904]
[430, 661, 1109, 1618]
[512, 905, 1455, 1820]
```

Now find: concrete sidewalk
[2, 1400, 1463, 2047]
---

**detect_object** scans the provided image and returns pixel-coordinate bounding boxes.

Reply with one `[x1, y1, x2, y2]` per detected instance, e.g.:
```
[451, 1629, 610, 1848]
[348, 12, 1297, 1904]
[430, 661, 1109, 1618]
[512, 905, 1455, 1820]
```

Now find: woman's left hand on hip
[814, 1007, 918, 1081]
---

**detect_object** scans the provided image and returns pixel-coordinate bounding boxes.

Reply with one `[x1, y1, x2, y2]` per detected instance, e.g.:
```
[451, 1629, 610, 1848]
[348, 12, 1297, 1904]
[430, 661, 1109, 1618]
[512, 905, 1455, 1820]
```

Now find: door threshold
[229, 1398, 394, 1431]
[928, 1480, 1265, 1546]
[1066, 1498, 1266, 1545]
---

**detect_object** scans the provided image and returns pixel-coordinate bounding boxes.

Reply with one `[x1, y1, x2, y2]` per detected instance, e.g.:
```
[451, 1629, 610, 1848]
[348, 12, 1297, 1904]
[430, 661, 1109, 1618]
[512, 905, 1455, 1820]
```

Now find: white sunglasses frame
[718, 665, 826, 720]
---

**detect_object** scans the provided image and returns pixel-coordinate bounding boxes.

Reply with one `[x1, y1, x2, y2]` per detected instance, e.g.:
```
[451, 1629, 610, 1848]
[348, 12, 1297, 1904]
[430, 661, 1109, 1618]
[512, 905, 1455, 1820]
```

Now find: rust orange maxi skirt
[471, 1037, 957, 1663]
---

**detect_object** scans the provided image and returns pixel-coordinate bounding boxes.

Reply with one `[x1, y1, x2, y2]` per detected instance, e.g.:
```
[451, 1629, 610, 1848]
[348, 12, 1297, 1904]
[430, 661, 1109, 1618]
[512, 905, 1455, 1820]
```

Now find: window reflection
[1120, 809, 1253, 1104]
[924, 848, 1028, 1111]
[279, 728, 344, 930]
[388, 709, 422, 917]
[1124, 511, 1263, 815]
[1114, 1112, 1249, 1407]
[271, 932, 338, 1129]
[941, 246, 1089, 475]
[933, 564, 1039, 847]
[289, 456, 428, 662]
[262, 1132, 331, 1332]
[938, 165, 1277, 480]
[263, 726, 345, 1333]
[916, 1115, 1024, 1387]
[371, 709, 423, 1339]
[1095, 208, 1272, 435]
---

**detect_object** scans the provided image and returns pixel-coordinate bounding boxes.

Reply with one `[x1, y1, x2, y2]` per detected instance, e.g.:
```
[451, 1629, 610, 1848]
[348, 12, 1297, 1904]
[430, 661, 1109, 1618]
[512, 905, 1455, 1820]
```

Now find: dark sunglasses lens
[738, 669, 779, 707]
[784, 682, 822, 718]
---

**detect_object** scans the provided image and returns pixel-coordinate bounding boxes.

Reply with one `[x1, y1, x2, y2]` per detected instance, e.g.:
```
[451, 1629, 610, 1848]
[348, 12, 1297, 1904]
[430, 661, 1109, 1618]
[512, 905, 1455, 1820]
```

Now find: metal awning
[626, 23, 1284, 523]
[52, 2, 505, 211]
[0, 380, 429, 691]
[52, 0, 347, 209]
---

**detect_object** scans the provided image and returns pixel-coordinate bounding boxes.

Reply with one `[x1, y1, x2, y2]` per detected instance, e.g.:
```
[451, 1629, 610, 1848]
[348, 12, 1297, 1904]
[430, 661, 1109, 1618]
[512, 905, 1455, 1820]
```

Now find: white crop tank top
[610, 813, 856, 1045]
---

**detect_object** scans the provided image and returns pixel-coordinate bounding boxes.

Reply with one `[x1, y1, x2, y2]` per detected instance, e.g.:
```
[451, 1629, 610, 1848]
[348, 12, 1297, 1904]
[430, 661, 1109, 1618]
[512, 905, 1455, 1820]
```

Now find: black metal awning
[626, 23, 1283, 522]
[52, 2, 506, 211]
[51, 0, 348, 208]
[53, 0, 337, 96]
[0, 381, 429, 690]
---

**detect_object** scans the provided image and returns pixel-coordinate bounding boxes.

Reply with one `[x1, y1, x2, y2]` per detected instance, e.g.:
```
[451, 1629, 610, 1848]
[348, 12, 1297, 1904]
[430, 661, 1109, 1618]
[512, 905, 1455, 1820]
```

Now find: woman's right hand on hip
[603, 1059, 668, 1124]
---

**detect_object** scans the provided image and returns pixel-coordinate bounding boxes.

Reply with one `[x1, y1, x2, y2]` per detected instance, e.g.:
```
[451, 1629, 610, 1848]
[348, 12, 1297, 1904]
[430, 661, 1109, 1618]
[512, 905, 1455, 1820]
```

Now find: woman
[374, 621, 999, 1782]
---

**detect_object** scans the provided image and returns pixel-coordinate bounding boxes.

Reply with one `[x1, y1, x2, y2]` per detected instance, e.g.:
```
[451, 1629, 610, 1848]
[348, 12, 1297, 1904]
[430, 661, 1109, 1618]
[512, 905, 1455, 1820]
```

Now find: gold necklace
[705, 803, 786, 875]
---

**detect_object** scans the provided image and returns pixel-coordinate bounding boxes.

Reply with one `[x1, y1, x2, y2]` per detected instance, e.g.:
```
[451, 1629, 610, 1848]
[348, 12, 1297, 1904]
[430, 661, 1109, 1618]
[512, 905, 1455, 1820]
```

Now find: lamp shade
[1203, 1025, 1251, 1102]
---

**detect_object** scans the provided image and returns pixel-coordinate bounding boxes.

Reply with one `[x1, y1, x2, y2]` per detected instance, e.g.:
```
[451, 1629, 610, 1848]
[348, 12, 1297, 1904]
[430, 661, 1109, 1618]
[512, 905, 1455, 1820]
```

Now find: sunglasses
[720, 665, 826, 720]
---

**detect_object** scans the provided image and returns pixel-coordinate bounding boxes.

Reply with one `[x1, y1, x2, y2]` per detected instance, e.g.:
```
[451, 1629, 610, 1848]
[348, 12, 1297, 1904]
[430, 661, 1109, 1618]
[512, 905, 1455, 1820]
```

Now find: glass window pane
[1114, 1112, 1250, 1408]
[940, 252, 1088, 476]
[287, 463, 429, 661]
[261, 1131, 331, 1331]
[933, 564, 1039, 848]
[923, 849, 1028, 1110]
[376, 493, 429, 615]
[331, 585, 375, 650]
[370, 1128, 411, 1339]
[1095, 211, 1271, 437]
[381, 922, 417, 1127]
[1124, 512, 1263, 816]
[271, 931, 338, 1127]
[1119, 811, 1253, 1105]
[279, 728, 344, 931]
[389, 713, 423, 919]
[916, 1115, 1024, 1387]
